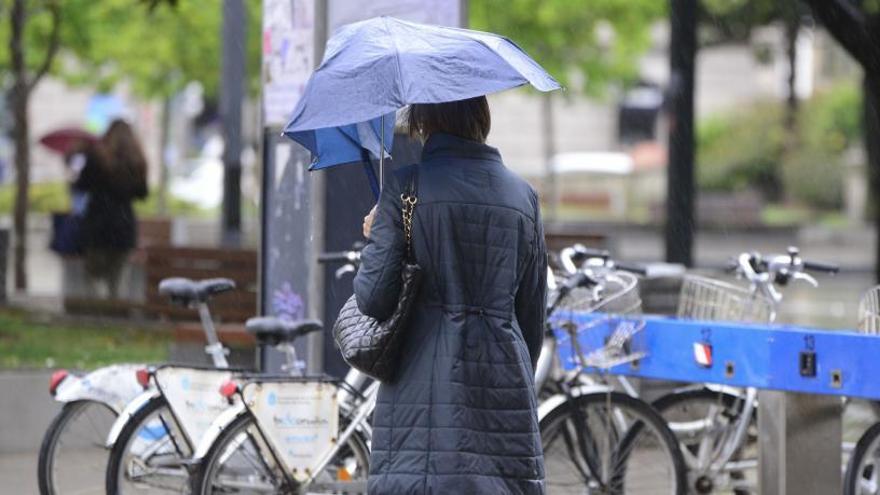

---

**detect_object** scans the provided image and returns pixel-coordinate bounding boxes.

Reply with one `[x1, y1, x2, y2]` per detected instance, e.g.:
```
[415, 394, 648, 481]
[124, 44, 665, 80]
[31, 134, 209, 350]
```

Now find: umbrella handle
[360, 151, 381, 201]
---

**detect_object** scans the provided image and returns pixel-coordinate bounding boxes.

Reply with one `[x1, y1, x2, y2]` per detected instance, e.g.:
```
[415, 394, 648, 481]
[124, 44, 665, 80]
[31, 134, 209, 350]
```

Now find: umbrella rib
[385, 17, 406, 105]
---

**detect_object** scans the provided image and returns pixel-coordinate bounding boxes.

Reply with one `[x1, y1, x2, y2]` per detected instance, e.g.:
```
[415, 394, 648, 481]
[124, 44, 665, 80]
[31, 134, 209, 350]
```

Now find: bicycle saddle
[245, 317, 323, 345]
[158, 277, 237, 306]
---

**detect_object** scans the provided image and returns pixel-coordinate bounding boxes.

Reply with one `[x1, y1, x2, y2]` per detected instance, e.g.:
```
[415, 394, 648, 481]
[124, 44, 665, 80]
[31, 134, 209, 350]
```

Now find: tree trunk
[157, 96, 172, 215]
[783, 9, 800, 131]
[9, 0, 29, 291]
[779, 10, 800, 203]
[665, 0, 697, 267]
[865, 74, 880, 282]
[10, 88, 29, 292]
[541, 91, 557, 223]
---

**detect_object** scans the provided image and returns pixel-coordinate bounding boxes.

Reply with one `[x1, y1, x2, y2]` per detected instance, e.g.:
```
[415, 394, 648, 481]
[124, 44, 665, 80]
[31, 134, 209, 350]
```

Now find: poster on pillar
[260, 0, 316, 371]
[262, 0, 315, 128]
[328, 0, 462, 31]
[261, 132, 313, 370]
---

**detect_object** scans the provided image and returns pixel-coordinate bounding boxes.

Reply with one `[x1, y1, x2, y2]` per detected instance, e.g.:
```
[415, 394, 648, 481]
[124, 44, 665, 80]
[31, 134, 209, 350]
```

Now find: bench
[62, 217, 172, 316]
[143, 246, 259, 347]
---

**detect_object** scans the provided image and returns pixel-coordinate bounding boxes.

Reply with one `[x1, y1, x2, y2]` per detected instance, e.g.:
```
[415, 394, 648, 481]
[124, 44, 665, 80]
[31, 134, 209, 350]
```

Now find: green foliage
[59, 0, 262, 98]
[469, 0, 666, 95]
[0, 0, 262, 99]
[0, 181, 69, 213]
[0, 181, 206, 216]
[697, 106, 785, 195]
[780, 83, 862, 209]
[0, 308, 170, 369]
[698, 82, 863, 210]
[699, 0, 793, 44]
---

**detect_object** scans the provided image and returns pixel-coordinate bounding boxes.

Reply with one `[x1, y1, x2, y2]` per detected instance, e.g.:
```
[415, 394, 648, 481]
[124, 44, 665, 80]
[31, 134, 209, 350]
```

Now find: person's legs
[104, 251, 129, 300]
[83, 248, 107, 298]
[83, 248, 129, 299]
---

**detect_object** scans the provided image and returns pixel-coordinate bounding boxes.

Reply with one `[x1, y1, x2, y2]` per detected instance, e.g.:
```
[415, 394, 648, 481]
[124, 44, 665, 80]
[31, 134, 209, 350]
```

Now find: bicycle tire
[844, 420, 880, 495]
[191, 410, 372, 494]
[38, 400, 117, 495]
[652, 388, 756, 494]
[540, 390, 687, 495]
[105, 395, 191, 494]
[190, 411, 289, 494]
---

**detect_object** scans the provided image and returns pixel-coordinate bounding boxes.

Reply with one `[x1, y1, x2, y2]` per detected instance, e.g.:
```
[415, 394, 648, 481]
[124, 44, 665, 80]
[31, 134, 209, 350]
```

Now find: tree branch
[26, 0, 61, 93]
[803, 0, 875, 69]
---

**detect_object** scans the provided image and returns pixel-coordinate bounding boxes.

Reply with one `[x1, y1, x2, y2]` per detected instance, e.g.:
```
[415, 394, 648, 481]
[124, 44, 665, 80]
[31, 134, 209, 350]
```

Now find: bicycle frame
[54, 363, 148, 414]
[671, 249, 834, 482]
[192, 368, 378, 494]
[104, 299, 232, 447]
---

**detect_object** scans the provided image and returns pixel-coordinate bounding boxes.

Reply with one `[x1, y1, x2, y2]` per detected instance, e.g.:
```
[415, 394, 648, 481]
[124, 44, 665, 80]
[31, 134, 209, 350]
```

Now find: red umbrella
[38, 128, 98, 155]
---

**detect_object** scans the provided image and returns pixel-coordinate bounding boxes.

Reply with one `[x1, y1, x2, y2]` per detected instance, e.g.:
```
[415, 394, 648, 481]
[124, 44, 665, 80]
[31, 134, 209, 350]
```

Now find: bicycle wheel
[541, 391, 686, 494]
[105, 396, 192, 494]
[38, 400, 117, 495]
[845, 421, 880, 495]
[191, 411, 371, 494]
[653, 388, 757, 494]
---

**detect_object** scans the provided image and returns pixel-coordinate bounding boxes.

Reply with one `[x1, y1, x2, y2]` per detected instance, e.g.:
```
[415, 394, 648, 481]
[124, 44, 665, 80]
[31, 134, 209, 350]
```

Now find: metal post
[665, 0, 697, 266]
[220, 0, 246, 246]
[379, 114, 385, 187]
[307, 0, 329, 375]
[758, 391, 841, 494]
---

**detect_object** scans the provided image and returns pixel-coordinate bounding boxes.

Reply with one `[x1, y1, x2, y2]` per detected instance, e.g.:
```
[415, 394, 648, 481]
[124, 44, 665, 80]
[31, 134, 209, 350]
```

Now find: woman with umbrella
[359, 97, 547, 494]
[286, 18, 560, 494]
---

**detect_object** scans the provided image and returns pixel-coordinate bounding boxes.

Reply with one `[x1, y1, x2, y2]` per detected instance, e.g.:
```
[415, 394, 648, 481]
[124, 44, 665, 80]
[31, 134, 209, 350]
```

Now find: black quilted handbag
[332, 169, 422, 382]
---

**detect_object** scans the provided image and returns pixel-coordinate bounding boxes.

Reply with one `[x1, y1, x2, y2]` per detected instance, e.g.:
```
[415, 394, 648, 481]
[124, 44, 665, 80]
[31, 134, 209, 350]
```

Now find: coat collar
[421, 133, 502, 162]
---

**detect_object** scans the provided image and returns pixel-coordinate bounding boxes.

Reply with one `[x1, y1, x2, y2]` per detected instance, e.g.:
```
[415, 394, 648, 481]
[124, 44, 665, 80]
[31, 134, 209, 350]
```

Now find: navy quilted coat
[353, 133, 547, 494]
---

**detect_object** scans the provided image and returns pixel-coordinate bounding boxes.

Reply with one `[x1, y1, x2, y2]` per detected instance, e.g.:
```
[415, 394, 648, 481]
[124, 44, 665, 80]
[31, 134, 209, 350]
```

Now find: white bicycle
[37, 277, 235, 495]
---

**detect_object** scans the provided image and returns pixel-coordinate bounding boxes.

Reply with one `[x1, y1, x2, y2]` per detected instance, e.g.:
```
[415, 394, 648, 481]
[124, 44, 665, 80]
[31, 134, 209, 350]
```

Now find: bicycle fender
[537, 384, 614, 423]
[105, 390, 161, 447]
[192, 402, 248, 461]
[55, 363, 149, 413]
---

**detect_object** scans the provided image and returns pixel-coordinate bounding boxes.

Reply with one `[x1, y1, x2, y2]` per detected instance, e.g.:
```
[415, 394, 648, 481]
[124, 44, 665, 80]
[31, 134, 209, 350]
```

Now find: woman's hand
[363, 205, 378, 239]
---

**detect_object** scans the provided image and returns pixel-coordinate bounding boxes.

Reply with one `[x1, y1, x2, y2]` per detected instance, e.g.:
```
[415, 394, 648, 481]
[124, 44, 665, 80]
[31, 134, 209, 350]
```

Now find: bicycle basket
[554, 271, 646, 370]
[858, 286, 880, 334]
[677, 275, 774, 324]
[554, 271, 642, 315]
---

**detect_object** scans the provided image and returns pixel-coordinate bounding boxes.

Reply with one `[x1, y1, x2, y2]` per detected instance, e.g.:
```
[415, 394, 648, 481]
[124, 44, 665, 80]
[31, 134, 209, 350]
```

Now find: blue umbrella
[283, 16, 561, 197]
[287, 115, 395, 198]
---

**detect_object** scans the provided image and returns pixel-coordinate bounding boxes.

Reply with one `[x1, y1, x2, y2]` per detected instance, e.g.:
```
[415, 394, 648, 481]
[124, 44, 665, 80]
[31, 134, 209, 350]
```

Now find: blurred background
[1, 0, 879, 492]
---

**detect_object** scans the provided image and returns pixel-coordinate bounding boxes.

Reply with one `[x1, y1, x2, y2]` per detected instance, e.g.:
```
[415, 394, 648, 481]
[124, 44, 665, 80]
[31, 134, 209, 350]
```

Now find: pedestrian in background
[74, 119, 148, 299]
[355, 96, 547, 494]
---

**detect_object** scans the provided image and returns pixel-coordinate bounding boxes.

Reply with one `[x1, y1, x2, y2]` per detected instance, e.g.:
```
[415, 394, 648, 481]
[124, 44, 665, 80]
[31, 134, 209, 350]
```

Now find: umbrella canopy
[39, 128, 98, 155]
[283, 16, 561, 170]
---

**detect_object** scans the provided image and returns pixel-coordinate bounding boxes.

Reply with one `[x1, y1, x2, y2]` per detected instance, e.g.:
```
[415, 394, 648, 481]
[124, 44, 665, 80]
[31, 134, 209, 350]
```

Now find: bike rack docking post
[757, 391, 841, 494]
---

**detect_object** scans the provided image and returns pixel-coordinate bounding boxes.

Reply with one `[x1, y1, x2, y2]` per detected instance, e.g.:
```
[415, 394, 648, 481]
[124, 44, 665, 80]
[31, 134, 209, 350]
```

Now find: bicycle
[103, 279, 322, 494]
[36, 277, 235, 495]
[539, 250, 687, 494]
[841, 285, 880, 495]
[188, 248, 375, 494]
[651, 247, 838, 494]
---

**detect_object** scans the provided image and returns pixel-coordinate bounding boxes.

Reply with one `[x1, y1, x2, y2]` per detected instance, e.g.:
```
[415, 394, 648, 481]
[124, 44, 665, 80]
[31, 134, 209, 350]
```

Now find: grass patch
[0, 309, 171, 369]
[0, 181, 209, 217]
[760, 204, 814, 226]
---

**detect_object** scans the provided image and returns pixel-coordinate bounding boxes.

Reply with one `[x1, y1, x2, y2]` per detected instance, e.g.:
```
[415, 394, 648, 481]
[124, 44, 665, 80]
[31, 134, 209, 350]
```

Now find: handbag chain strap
[400, 193, 417, 253]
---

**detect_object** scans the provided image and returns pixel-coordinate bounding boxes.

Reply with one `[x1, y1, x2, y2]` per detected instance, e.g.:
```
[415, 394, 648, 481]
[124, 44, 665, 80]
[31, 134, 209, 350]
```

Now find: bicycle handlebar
[614, 262, 647, 276]
[802, 260, 839, 274]
[317, 251, 359, 263]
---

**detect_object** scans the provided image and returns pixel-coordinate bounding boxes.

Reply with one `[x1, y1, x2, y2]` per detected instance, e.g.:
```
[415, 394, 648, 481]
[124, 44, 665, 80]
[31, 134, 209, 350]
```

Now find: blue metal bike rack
[555, 314, 877, 399]
[554, 314, 871, 494]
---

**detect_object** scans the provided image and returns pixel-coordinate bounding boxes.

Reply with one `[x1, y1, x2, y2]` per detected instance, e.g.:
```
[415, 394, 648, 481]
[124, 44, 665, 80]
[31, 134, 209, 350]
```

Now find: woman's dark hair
[407, 96, 491, 143]
[102, 120, 148, 199]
